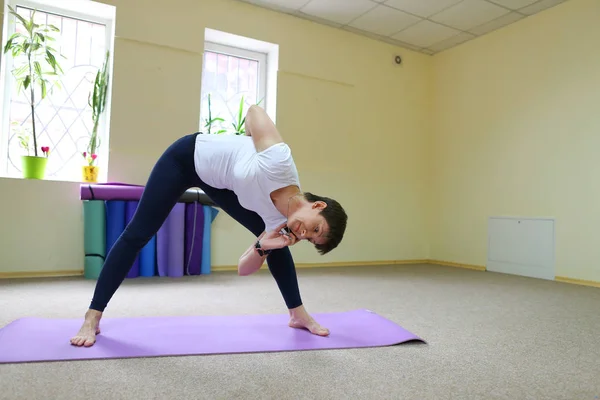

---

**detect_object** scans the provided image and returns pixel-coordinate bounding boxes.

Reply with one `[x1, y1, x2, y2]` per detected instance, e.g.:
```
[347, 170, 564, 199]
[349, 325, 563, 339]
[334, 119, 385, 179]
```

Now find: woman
[70, 105, 348, 347]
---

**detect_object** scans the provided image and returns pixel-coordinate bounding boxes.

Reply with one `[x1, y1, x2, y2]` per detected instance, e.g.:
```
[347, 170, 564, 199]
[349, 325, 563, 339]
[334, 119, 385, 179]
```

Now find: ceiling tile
[295, 12, 344, 28]
[343, 27, 424, 51]
[519, 0, 566, 15]
[486, 0, 538, 9]
[383, 0, 463, 18]
[430, 0, 510, 31]
[468, 11, 524, 35]
[240, 0, 310, 11]
[427, 32, 476, 52]
[348, 5, 421, 36]
[299, 0, 377, 25]
[392, 20, 461, 48]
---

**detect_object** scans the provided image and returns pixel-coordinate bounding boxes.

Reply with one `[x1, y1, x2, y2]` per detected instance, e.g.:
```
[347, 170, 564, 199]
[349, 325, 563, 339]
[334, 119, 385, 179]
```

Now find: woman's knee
[119, 224, 154, 251]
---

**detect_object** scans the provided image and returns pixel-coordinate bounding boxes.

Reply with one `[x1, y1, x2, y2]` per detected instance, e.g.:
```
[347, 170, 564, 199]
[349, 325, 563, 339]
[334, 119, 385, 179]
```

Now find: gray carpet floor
[0, 264, 599, 400]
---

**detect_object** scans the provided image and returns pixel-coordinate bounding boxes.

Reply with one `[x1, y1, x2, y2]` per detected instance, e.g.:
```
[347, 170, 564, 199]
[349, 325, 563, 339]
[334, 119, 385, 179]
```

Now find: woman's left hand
[259, 223, 299, 250]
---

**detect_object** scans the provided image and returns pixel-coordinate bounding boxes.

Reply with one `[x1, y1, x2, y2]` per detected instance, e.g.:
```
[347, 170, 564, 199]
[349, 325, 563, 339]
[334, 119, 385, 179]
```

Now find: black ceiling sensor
[395, 55, 402, 64]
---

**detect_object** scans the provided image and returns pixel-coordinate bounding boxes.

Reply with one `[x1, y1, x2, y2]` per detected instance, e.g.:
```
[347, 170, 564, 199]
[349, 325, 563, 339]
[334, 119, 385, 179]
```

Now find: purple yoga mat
[156, 203, 186, 278]
[80, 183, 144, 201]
[184, 203, 205, 275]
[0, 309, 425, 364]
[125, 201, 140, 278]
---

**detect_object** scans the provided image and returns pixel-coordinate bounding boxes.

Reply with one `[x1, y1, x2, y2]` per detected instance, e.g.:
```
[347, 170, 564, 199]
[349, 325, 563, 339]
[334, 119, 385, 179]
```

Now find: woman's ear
[312, 201, 327, 210]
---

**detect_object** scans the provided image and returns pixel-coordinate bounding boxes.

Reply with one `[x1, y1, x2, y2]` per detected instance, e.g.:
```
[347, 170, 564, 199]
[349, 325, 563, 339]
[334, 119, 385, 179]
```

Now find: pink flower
[83, 152, 87, 158]
[91, 154, 97, 160]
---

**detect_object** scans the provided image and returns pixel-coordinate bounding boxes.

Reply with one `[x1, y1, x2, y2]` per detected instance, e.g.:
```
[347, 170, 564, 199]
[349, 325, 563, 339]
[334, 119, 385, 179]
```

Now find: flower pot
[21, 156, 48, 179]
[82, 165, 99, 183]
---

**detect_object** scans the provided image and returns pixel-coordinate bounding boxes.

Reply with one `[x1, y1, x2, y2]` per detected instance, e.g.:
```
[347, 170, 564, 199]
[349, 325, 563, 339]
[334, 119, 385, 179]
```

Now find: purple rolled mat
[157, 203, 186, 278]
[156, 223, 169, 277]
[184, 203, 205, 275]
[81, 184, 144, 201]
[125, 201, 140, 278]
[80, 183, 216, 206]
[0, 309, 426, 363]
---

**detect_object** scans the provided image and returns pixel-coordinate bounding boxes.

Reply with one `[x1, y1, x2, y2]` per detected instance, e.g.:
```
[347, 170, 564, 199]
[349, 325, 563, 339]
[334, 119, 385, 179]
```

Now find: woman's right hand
[259, 223, 299, 251]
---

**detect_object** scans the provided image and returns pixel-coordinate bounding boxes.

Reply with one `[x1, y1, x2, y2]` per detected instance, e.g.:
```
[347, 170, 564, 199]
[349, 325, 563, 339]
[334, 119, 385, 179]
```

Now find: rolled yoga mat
[157, 203, 186, 278]
[105, 200, 126, 259]
[80, 184, 216, 206]
[83, 200, 106, 280]
[139, 235, 156, 277]
[0, 309, 426, 364]
[201, 206, 219, 275]
[184, 203, 204, 275]
[124, 201, 140, 278]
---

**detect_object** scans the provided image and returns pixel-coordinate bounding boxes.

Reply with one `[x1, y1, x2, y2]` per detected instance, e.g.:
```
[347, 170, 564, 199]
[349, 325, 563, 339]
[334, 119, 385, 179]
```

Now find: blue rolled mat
[201, 206, 219, 275]
[105, 200, 126, 256]
[125, 201, 140, 278]
[184, 202, 205, 276]
[139, 235, 156, 277]
[157, 203, 186, 278]
[83, 200, 106, 280]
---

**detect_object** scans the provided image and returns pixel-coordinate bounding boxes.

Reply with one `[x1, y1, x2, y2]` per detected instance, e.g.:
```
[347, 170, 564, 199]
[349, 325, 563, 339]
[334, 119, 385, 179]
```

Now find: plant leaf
[34, 61, 42, 77]
[40, 79, 47, 99]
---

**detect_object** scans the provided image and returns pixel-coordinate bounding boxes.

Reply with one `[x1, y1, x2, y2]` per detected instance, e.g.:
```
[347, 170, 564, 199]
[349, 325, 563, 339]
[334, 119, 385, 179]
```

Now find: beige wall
[3, 0, 598, 284]
[0, 0, 432, 273]
[430, 0, 600, 282]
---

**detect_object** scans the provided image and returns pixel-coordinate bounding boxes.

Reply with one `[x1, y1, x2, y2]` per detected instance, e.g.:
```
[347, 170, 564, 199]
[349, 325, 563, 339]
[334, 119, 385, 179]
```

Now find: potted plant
[81, 50, 110, 183]
[203, 93, 226, 134]
[3, 5, 63, 179]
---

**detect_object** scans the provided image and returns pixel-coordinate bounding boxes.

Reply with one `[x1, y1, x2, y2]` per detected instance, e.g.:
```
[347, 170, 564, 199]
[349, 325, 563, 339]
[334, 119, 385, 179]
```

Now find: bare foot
[70, 309, 102, 347]
[288, 305, 330, 336]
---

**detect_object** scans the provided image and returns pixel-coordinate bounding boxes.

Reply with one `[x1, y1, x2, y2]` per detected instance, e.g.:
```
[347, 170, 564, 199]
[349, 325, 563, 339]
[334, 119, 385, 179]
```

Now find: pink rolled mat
[0, 309, 426, 363]
[184, 203, 205, 275]
[157, 203, 186, 277]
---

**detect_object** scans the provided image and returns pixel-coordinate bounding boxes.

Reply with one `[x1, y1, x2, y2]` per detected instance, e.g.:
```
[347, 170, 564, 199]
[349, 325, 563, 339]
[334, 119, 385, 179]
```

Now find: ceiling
[235, 0, 569, 55]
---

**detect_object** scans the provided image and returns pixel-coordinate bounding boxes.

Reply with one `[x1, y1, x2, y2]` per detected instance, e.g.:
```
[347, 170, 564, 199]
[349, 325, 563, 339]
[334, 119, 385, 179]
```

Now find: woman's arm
[238, 232, 268, 276]
[245, 105, 283, 152]
[237, 224, 298, 276]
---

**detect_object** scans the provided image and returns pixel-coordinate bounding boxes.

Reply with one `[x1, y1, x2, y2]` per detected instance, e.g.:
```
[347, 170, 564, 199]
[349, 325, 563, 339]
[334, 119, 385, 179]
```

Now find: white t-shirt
[193, 134, 300, 232]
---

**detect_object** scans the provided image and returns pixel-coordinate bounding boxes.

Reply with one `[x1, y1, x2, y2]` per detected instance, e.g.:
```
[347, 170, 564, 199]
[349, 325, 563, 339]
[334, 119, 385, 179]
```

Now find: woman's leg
[71, 133, 200, 347]
[197, 185, 302, 309]
[196, 184, 329, 336]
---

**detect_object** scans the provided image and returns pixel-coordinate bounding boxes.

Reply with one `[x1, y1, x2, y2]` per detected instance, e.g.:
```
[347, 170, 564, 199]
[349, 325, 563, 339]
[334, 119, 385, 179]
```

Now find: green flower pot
[21, 155, 48, 179]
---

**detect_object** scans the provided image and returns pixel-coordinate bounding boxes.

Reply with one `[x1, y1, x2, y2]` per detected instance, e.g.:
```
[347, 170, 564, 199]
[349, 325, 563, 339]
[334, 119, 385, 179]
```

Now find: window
[200, 29, 279, 135]
[0, 0, 115, 182]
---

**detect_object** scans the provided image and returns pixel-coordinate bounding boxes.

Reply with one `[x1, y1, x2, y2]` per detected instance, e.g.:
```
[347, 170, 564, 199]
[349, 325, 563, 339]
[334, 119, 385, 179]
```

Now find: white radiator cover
[487, 216, 555, 280]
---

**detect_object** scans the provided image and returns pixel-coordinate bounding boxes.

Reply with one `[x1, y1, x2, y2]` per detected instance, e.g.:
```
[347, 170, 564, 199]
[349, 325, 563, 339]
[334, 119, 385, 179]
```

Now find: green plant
[231, 95, 263, 135]
[18, 133, 30, 153]
[203, 93, 226, 134]
[231, 95, 246, 135]
[3, 5, 64, 157]
[84, 50, 110, 166]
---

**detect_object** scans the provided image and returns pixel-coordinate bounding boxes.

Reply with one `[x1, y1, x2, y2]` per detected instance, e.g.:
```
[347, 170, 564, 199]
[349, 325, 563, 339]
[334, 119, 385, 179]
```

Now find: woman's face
[286, 201, 329, 245]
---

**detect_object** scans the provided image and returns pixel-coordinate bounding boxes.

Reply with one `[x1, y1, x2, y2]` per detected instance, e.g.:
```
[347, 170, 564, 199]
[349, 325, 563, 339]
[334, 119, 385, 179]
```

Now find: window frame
[201, 41, 268, 126]
[0, 0, 115, 180]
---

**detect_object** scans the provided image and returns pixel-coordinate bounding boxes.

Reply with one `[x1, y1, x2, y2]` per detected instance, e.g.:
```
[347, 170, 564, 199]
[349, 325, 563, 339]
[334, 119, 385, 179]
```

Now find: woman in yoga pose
[70, 105, 348, 347]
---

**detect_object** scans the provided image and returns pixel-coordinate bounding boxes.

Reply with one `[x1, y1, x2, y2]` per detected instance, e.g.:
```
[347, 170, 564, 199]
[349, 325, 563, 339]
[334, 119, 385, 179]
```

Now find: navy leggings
[89, 133, 303, 312]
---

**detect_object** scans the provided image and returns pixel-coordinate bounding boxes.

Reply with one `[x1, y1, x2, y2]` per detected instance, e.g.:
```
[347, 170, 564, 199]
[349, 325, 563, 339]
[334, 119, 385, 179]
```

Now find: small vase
[21, 155, 48, 179]
[82, 165, 99, 183]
